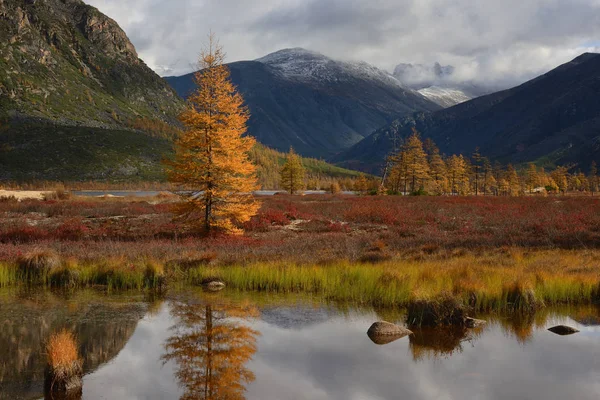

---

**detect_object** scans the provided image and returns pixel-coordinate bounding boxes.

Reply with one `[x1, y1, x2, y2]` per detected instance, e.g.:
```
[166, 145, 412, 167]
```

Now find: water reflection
[409, 326, 483, 361]
[0, 290, 148, 400]
[162, 298, 260, 400]
[1, 291, 599, 400]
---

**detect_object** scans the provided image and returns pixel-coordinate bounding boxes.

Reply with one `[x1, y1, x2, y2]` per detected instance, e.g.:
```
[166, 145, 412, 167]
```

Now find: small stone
[202, 280, 225, 292]
[465, 317, 487, 328]
[548, 325, 579, 335]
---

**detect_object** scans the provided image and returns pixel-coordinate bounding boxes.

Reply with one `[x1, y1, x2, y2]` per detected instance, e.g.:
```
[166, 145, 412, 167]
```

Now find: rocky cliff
[0, 0, 182, 127]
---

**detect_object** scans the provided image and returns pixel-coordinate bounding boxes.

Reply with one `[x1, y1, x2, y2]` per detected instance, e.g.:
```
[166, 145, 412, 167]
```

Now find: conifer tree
[525, 163, 539, 193]
[402, 129, 430, 193]
[590, 161, 598, 196]
[354, 174, 369, 194]
[387, 150, 409, 194]
[167, 35, 259, 234]
[551, 166, 569, 194]
[426, 140, 448, 195]
[447, 155, 470, 195]
[471, 148, 482, 196]
[506, 164, 521, 196]
[481, 157, 493, 195]
[280, 147, 305, 194]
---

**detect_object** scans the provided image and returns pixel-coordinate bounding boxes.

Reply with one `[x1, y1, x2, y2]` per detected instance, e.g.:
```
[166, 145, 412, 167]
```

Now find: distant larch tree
[280, 147, 305, 194]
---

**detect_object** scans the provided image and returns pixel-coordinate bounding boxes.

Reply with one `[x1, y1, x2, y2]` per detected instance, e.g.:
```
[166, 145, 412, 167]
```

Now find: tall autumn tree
[425, 140, 448, 195]
[590, 161, 598, 196]
[471, 148, 482, 196]
[167, 36, 259, 234]
[506, 164, 521, 196]
[551, 166, 569, 195]
[447, 155, 470, 195]
[401, 129, 430, 193]
[280, 147, 305, 194]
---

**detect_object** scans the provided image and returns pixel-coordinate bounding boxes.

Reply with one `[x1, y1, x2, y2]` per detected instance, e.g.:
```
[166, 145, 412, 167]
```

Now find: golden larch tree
[590, 161, 598, 196]
[506, 165, 521, 196]
[447, 155, 470, 195]
[280, 147, 305, 194]
[167, 36, 259, 234]
[401, 129, 430, 193]
[425, 140, 449, 195]
[354, 174, 369, 194]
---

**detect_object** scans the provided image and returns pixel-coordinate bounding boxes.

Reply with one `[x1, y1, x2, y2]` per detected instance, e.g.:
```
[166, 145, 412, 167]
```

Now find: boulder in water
[548, 325, 579, 335]
[367, 321, 412, 345]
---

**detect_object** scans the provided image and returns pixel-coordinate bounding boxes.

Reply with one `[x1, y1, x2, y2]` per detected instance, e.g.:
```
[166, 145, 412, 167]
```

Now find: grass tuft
[17, 249, 61, 283]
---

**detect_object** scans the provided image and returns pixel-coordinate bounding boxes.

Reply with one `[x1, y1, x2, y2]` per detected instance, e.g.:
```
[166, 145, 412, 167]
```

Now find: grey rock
[367, 321, 412, 345]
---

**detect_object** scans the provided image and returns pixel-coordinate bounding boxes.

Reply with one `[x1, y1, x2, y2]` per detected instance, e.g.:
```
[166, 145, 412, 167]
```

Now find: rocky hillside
[166, 48, 441, 159]
[334, 53, 600, 174]
[0, 0, 182, 126]
[0, 0, 185, 182]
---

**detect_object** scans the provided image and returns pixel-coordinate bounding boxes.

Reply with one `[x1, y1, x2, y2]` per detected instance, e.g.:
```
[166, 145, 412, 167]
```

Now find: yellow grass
[47, 329, 80, 372]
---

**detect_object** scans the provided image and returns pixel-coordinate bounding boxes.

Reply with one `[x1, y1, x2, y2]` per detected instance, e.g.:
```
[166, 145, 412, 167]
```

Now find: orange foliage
[46, 329, 80, 370]
[162, 299, 259, 400]
[167, 34, 260, 234]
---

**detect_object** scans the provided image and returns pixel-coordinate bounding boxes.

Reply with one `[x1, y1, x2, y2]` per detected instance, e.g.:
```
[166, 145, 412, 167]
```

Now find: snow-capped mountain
[167, 48, 440, 158]
[256, 48, 402, 88]
[392, 62, 483, 107]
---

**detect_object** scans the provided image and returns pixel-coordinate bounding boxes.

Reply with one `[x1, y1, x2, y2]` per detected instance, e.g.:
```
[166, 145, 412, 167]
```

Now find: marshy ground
[0, 193, 599, 318]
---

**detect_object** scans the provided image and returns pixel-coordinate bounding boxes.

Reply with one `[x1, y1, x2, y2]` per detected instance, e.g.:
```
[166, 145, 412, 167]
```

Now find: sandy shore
[0, 190, 50, 201]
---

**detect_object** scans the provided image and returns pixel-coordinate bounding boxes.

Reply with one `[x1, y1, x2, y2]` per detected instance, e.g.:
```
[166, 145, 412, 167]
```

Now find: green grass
[0, 262, 17, 288]
[0, 259, 165, 291]
[186, 250, 600, 312]
[2, 250, 599, 312]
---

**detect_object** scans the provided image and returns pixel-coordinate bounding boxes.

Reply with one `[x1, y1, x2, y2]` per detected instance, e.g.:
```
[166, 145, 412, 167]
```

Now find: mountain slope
[165, 48, 441, 159]
[0, 0, 183, 126]
[334, 53, 600, 173]
[0, 0, 184, 181]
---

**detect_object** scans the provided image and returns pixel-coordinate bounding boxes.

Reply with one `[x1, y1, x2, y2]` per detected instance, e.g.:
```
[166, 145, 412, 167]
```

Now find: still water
[1, 289, 599, 400]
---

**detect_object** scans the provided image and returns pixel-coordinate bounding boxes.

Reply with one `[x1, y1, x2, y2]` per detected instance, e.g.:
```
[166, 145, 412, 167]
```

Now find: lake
[1, 289, 599, 400]
[72, 190, 357, 197]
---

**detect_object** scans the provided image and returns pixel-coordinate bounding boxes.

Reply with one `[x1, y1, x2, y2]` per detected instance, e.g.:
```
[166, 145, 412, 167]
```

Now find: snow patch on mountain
[256, 48, 403, 88]
[418, 86, 472, 107]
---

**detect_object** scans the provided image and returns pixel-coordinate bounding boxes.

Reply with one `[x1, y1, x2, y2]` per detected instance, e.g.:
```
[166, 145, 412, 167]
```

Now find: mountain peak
[255, 48, 402, 88]
[256, 47, 327, 62]
[569, 52, 600, 65]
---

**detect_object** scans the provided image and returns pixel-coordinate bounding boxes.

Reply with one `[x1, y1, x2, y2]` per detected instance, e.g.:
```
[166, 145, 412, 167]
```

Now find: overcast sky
[87, 0, 600, 88]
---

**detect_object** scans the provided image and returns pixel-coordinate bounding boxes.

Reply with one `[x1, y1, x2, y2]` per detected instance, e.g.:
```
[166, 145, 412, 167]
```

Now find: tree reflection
[409, 326, 483, 361]
[162, 299, 260, 400]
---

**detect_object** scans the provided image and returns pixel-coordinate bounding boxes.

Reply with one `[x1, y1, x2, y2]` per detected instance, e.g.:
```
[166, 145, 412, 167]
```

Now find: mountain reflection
[163, 299, 260, 400]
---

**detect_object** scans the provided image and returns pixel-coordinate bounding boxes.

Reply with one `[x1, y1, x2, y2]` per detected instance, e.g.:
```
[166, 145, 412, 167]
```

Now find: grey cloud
[87, 0, 600, 88]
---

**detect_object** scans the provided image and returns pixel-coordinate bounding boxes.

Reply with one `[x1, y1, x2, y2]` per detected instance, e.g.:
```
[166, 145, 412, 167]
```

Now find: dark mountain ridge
[334, 53, 600, 173]
[165, 48, 441, 159]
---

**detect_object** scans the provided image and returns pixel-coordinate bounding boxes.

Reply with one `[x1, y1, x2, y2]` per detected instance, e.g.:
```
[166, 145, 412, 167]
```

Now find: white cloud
[86, 0, 600, 88]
